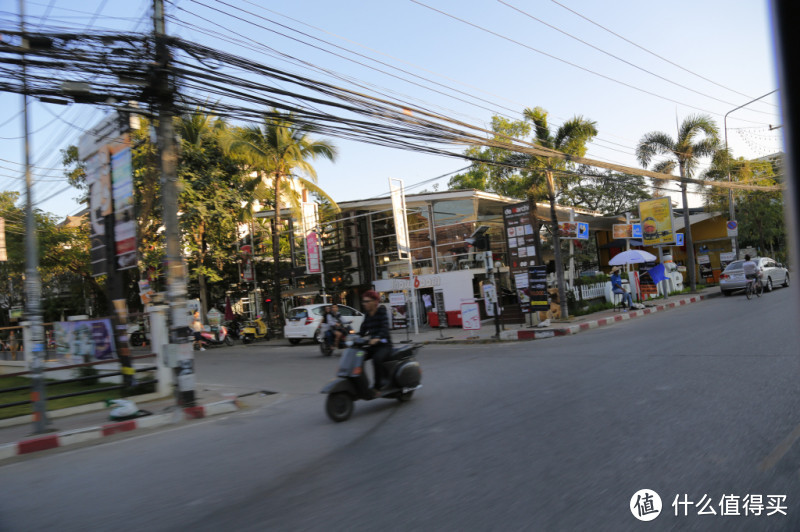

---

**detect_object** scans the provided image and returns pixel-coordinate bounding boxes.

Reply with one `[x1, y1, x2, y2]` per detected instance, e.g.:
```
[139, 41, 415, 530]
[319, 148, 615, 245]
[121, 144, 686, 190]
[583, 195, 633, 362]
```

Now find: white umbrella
[608, 249, 657, 266]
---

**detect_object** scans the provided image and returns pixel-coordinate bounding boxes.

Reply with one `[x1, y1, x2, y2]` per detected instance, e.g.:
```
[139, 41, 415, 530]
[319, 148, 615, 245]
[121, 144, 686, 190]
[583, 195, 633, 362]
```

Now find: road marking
[759, 422, 800, 472]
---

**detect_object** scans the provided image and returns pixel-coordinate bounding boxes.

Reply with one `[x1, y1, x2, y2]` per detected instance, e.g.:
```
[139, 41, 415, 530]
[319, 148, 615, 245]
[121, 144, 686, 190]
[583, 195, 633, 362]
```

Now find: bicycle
[745, 275, 763, 300]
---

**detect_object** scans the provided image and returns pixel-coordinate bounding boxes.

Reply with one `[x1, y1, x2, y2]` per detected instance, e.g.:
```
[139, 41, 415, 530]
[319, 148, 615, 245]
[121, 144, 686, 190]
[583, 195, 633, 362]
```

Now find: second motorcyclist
[325, 304, 348, 349]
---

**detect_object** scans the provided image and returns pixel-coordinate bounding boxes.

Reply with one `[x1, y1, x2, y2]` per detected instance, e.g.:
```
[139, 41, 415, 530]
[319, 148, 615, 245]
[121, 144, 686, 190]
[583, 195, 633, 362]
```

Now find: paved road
[1, 286, 798, 531]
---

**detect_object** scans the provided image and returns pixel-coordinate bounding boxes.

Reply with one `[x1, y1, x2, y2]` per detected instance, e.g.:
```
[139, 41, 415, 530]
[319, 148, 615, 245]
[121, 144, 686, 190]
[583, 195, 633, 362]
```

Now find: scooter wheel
[325, 392, 354, 422]
[397, 391, 415, 402]
[224, 336, 234, 346]
[242, 336, 252, 344]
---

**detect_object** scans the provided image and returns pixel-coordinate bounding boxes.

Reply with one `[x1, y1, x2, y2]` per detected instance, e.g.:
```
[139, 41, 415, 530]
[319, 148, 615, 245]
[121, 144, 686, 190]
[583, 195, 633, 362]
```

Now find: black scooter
[319, 322, 354, 357]
[321, 334, 422, 422]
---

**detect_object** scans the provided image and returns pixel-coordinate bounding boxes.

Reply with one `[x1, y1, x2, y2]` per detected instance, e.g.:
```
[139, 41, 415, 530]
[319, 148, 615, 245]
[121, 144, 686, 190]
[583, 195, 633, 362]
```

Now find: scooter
[242, 317, 270, 344]
[194, 325, 235, 350]
[321, 334, 422, 422]
[319, 322, 354, 357]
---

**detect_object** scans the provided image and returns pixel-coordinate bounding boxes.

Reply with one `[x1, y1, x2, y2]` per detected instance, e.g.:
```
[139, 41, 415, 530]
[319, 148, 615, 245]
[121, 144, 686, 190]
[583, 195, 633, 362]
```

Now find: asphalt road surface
[1, 286, 798, 531]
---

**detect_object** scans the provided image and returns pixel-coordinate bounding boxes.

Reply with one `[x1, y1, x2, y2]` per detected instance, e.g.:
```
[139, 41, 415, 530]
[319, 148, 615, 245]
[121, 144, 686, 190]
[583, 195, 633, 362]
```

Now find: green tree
[522, 107, 598, 319]
[637, 114, 720, 291]
[222, 110, 338, 326]
[560, 165, 652, 215]
[177, 109, 245, 319]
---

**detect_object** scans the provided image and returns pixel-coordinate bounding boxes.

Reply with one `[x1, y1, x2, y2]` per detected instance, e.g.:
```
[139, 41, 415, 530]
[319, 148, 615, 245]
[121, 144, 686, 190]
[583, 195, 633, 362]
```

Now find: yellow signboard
[638, 197, 675, 246]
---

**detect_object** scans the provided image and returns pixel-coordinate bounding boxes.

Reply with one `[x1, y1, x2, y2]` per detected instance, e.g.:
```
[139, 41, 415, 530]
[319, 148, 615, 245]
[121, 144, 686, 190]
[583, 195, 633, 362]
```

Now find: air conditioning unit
[342, 251, 358, 268]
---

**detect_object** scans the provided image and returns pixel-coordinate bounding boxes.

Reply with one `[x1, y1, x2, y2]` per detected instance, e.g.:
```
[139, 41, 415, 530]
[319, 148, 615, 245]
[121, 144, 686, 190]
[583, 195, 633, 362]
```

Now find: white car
[284, 304, 365, 345]
[719, 256, 790, 295]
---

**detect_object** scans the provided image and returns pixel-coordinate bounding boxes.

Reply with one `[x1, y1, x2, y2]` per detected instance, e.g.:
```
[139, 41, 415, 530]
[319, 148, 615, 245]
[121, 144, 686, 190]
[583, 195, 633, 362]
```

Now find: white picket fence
[569, 282, 607, 301]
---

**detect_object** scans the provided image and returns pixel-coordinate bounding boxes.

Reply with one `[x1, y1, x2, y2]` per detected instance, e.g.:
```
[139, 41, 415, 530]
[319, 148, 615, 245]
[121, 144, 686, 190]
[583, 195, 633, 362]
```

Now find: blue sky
[0, 0, 782, 219]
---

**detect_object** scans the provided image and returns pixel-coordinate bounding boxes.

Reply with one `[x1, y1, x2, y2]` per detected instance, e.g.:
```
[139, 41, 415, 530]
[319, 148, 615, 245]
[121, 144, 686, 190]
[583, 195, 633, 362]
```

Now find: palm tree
[636, 115, 720, 291]
[223, 110, 338, 327]
[522, 107, 598, 319]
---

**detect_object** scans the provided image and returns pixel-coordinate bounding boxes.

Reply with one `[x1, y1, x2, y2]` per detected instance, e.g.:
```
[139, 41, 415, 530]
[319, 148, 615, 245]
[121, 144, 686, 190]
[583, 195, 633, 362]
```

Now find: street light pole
[724, 89, 778, 260]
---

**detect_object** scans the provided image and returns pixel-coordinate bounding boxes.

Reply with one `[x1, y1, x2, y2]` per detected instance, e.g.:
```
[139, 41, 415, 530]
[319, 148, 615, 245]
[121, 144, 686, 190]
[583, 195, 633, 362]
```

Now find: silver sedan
[719, 257, 790, 295]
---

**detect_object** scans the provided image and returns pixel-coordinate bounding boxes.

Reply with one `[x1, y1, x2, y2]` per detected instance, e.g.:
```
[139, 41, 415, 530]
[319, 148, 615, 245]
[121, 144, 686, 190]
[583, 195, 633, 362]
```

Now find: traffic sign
[726, 220, 738, 237]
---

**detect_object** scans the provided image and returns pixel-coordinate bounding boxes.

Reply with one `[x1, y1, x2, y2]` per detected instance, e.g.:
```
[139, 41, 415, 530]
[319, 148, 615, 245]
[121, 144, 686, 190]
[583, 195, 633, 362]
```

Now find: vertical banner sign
[389, 292, 407, 329]
[111, 146, 137, 270]
[514, 272, 531, 313]
[503, 201, 537, 275]
[460, 302, 481, 331]
[0, 217, 7, 262]
[434, 290, 447, 328]
[503, 201, 537, 310]
[241, 244, 254, 282]
[638, 197, 675, 246]
[528, 265, 549, 311]
[697, 254, 714, 281]
[389, 178, 410, 259]
[305, 231, 322, 274]
[301, 202, 322, 274]
[86, 149, 112, 277]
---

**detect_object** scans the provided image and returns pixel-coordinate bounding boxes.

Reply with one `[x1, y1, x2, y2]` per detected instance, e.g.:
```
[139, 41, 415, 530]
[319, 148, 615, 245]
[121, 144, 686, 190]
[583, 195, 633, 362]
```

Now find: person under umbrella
[610, 266, 634, 310]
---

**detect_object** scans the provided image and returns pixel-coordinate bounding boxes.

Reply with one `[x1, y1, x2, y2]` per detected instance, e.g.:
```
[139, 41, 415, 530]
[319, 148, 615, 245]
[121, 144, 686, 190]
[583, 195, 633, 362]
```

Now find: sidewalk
[405, 286, 722, 343]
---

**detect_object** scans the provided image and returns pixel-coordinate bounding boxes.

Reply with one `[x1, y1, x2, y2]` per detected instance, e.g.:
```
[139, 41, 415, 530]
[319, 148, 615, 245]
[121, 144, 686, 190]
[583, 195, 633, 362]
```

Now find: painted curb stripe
[18, 434, 59, 454]
[102, 420, 137, 437]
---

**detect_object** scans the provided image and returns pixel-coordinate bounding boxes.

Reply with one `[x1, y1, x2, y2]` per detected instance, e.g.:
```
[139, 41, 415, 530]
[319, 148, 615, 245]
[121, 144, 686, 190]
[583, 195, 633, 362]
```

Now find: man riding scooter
[324, 304, 348, 349]
[358, 290, 392, 398]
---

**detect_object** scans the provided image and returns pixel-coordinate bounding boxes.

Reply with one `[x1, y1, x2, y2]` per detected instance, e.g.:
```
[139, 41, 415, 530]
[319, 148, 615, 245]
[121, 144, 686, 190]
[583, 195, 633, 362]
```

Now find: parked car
[719, 257, 790, 296]
[283, 304, 365, 345]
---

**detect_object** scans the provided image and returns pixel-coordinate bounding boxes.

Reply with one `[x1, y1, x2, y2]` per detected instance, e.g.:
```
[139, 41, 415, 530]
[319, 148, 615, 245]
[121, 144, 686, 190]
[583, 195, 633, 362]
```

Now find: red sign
[305, 232, 321, 274]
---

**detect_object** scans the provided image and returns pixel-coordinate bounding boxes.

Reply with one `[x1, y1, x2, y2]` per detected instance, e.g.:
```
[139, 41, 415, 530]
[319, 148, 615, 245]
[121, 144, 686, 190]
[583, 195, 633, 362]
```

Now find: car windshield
[312, 307, 325, 316]
[723, 260, 745, 272]
[287, 309, 308, 320]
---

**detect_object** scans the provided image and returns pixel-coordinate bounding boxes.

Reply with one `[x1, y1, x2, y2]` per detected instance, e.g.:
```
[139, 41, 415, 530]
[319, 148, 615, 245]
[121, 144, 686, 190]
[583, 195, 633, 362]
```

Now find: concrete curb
[499, 292, 719, 341]
[0, 399, 239, 462]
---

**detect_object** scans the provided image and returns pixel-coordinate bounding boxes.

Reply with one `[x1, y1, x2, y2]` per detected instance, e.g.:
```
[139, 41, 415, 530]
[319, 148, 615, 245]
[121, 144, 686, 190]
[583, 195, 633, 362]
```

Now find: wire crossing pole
[154, 0, 194, 406]
[20, 0, 50, 434]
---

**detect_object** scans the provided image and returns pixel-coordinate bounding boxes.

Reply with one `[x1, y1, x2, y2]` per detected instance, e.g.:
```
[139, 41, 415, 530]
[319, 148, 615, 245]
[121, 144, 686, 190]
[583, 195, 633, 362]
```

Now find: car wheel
[288, 338, 301, 345]
[783, 273, 790, 288]
[721, 290, 732, 297]
[766, 277, 773, 292]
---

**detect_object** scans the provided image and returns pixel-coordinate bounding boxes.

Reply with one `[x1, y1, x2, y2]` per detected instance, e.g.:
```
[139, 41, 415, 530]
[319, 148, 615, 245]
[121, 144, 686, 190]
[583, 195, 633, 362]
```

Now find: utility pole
[154, 0, 194, 406]
[724, 89, 778, 260]
[19, 0, 50, 434]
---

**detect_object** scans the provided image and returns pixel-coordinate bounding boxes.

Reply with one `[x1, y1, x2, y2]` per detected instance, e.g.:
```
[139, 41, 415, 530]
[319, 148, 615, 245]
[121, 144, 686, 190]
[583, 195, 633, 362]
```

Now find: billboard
[389, 179, 410, 259]
[558, 221, 589, 239]
[638, 197, 675, 246]
[503, 201, 537, 276]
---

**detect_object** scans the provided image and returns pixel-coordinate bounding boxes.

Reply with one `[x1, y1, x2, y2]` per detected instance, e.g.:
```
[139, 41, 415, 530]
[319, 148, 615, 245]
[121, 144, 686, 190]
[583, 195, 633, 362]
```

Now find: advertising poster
[514, 272, 531, 313]
[528, 265, 549, 311]
[719, 252, 735, 270]
[460, 302, 481, 331]
[241, 244, 254, 282]
[503, 201, 538, 276]
[613, 224, 633, 239]
[481, 282, 497, 316]
[638, 197, 675, 246]
[558, 221, 589, 239]
[111, 146, 137, 271]
[389, 292, 407, 329]
[697, 254, 714, 281]
[53, 318, 116, 363]
[86, 149, 112, 277]
[305, 231, 321, 274]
